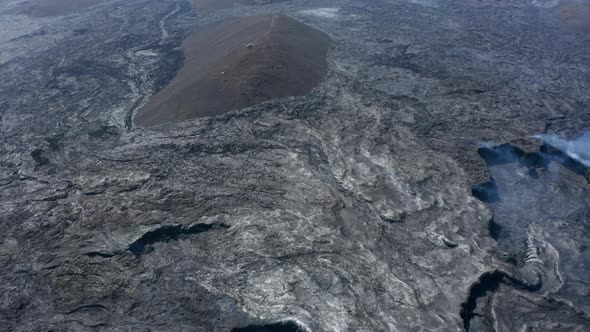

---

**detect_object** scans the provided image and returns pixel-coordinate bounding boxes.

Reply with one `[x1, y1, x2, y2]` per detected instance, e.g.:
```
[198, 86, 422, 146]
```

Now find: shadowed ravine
[128, 223, 230, 256]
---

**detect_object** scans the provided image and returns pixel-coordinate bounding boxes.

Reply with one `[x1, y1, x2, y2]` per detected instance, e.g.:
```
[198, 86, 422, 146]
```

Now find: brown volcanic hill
[192, 0, 288, 15]
[134, 14, 331, 127]
[560, 0, 590, 33]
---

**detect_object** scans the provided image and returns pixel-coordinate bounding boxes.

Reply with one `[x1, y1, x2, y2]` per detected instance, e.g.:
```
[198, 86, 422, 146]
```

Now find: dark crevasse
[460, 271, 502, 331]
[232, 320, 306, 332]
[476, 142, 588, 181]
[471, 179, 500, 203]
[477, 143, 524, 166]
[540, 143, 589, 177]
[128, 222, 229, 256]
[460, 270, 542, 331]
[488, 217, 502, 241]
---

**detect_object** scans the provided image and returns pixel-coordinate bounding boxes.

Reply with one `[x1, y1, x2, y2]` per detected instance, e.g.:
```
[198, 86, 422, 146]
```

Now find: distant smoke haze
[534, 131, 590, 167]
[530, 0, 590, 32]
[559, 0, 590, 32]
[298, 8, 339, 19]
[532, 0, 589, 8]
[532, 0, 560, 8]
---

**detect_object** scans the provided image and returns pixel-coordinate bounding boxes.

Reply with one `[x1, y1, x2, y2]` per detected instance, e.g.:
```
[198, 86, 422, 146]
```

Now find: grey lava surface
[1, 0, 589, 331]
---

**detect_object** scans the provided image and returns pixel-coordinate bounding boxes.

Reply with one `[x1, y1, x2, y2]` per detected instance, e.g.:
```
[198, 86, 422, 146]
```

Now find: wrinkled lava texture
[9, 0, 109, 17]
[0, 0, 589, 331]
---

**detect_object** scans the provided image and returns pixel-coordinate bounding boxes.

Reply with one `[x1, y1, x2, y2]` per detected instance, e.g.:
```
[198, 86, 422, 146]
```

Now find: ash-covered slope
[134, 14, 331, 127]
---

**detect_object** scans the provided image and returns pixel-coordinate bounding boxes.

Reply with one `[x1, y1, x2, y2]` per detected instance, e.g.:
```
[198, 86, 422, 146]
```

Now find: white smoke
[298, 8, 339, 19]
[531, 0, 560, 8]
[534, 131, 590, 167]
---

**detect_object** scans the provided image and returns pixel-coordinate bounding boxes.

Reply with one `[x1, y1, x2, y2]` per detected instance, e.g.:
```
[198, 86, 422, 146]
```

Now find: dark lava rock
[13, 0, 108, 17]
[0, 0, 589, 331]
